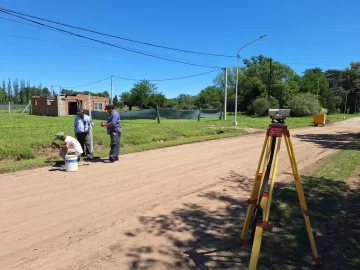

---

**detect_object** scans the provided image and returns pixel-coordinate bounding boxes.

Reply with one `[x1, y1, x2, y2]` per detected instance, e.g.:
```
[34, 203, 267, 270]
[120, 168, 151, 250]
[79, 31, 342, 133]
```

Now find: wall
[31, 95, 109, 116]
[32, 96, 58, 116]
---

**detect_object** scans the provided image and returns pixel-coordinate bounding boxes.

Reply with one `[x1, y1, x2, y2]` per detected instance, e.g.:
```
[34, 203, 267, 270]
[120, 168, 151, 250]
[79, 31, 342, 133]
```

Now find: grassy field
[0, 112, 358, 173]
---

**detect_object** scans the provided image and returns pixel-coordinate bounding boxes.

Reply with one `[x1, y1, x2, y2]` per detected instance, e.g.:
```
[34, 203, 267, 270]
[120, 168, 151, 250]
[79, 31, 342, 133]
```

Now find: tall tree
[13, 78, 20, 103]
[7, 78, 12, 102]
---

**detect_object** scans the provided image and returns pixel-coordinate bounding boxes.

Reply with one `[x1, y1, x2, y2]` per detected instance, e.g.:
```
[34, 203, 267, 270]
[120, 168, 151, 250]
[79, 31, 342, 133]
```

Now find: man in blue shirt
[74, 109, 94, 159]
[101, 104, 122, 163]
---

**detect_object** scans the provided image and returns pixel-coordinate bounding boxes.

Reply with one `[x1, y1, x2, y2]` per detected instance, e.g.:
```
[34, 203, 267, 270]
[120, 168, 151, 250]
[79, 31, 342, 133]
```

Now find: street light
[234, 35, 267, 126]
[317, 73, 334, 101]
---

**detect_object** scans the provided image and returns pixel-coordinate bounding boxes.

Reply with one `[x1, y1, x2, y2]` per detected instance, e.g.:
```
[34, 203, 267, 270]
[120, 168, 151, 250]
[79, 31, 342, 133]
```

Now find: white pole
[88, 93, 94, 155]
[224, 67, 227, 120]
[8, 101, 10, 114]
[234, 61, 239, 126]
[110, 75, 113, 104]
[234, 35, 266, 126]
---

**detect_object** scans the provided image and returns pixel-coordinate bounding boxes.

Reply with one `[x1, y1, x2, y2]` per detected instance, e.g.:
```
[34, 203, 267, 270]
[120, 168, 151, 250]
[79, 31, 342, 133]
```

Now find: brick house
[31, 94, 109, 116]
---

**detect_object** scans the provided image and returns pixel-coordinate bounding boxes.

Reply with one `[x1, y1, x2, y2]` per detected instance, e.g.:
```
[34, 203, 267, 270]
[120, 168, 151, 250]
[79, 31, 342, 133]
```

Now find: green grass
[0, 113, 358, 173]
[255, 139, 360, 269]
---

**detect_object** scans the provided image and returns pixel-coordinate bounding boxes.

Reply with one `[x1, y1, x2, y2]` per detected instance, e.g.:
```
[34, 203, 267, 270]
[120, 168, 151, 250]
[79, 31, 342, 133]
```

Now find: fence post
[156, 106, 161, 123]
[21, 100, 31, 116]
[198, 108, 201, 122]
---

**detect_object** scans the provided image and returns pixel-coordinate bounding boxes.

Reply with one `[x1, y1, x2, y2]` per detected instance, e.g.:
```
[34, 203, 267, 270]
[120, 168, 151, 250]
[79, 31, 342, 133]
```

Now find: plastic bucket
[65, 155, 78, 172]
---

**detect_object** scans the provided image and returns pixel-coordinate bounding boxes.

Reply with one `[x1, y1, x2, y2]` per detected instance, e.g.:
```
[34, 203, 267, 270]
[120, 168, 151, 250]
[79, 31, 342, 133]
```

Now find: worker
[100, 104, 122, 163]
[74, 109, 94, 159]
[52, 132, 83, 161]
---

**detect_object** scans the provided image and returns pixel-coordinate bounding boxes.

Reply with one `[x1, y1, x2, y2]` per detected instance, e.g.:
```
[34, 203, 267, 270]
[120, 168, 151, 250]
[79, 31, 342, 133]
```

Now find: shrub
[285, 93, 321, 116]
[247, 96, 279, 116]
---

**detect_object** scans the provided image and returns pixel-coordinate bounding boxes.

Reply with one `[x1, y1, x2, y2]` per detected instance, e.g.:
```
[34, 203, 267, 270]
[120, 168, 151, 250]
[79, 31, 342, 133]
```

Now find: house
[31, 94, 109, 116]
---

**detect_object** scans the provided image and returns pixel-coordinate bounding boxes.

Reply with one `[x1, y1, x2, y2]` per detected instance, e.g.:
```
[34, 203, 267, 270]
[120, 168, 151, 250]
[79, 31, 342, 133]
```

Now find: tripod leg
[249, 136, 282, 270]
[240, 134, 271, 246]
[284, 135, 320, 267]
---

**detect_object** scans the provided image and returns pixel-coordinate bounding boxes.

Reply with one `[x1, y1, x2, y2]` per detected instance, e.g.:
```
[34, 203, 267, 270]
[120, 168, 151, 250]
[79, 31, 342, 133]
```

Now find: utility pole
[110, 74, 113, 104]
[223, 67, 227, 120]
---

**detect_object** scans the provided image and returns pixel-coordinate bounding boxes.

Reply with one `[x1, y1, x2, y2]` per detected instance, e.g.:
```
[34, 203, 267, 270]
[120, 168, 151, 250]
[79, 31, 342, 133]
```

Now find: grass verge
[0, 113, 358, 173]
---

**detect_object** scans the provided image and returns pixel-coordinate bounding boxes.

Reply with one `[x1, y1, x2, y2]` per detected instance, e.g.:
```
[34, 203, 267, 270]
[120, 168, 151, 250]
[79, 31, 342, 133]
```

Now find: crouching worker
[52, 132, 83, 161]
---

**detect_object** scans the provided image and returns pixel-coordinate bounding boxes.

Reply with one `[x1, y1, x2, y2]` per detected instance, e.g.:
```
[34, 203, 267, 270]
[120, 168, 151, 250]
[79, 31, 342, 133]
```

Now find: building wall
[32, 96, 58, 116]
[31, 95, 109, 116]
[57, 95, 66, 116]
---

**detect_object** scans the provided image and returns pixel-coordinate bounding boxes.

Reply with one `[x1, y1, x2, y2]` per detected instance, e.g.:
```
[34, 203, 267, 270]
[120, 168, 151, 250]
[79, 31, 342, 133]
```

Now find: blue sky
[0, 0, 359, 99]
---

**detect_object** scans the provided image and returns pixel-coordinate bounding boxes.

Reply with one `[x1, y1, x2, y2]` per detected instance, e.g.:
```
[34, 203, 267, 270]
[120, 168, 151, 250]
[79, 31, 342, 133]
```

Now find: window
[94, 102, 103, 111]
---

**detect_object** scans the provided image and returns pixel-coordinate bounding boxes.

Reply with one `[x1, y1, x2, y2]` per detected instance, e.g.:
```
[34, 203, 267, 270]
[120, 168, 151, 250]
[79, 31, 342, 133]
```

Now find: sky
[0, 0, 359, 99]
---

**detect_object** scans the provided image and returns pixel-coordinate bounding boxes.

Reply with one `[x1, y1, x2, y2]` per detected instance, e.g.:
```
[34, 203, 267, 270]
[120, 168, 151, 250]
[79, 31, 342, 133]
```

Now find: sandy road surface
[1, 118, 360, 270]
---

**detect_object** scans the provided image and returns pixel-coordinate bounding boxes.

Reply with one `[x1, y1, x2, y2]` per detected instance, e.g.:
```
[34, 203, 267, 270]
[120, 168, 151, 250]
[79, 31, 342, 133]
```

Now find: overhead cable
[0, 7, 235, 58]
[0, 10, 222, 69]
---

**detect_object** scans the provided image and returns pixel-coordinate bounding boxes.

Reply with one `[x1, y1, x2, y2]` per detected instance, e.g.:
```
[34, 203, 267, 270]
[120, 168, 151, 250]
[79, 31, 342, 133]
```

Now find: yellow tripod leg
[240, 135, 271, 246]
[284, 135, 320, 267]
[249, 136, 282, 270]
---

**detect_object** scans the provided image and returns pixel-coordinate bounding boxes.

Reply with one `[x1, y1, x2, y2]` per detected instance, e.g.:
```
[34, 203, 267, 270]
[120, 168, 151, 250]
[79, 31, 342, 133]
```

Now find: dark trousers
[76, 132, 93, 157]
[109, 131, 121, 160]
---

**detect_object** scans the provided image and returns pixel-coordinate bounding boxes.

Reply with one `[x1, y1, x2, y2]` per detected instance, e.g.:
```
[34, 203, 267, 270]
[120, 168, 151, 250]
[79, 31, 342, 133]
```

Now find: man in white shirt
[52, 132, 83, 161]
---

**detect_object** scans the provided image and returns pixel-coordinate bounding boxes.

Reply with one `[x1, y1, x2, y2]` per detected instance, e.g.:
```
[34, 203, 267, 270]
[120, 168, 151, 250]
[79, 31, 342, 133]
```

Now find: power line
[49, 70, 221, 90]
[114, 69, 222, 82]
[0, 7, 235, 58]
[0, 30, 223, 65]
[53, 76, 111, 89]
[0, 10, 222, 69]
[0, 15, 65, 33]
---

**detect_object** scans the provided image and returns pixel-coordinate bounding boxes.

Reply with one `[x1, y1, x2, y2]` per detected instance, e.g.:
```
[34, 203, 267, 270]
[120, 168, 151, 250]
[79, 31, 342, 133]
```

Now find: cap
[77, 109, 84, 113]
[105, 104, 114, 110]
[54, 132, 65, 140]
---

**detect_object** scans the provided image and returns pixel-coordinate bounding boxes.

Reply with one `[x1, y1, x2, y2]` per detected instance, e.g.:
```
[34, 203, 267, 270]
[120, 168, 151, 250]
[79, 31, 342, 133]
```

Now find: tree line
[2, 55, 359, 116]
[0, 79, 50, 104]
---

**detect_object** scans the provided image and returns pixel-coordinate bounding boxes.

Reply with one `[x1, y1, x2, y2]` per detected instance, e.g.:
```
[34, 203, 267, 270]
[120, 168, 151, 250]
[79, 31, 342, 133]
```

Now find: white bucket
[65, 155, 78, 172]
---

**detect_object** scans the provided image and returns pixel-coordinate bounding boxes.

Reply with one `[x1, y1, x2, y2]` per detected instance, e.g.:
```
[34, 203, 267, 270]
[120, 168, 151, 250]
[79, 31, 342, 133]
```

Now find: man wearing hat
[52, 132, 83, 161]
[74, 109, 94, 159]
[101, 104, 122, 163]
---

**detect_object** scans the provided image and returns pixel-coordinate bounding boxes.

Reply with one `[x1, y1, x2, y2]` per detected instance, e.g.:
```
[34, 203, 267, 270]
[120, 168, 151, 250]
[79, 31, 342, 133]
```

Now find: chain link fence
[0, 103, 31, 114]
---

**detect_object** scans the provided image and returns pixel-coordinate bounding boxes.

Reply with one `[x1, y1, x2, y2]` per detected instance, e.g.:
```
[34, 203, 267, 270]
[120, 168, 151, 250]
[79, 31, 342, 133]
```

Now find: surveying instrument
[239, 109, 320, 269]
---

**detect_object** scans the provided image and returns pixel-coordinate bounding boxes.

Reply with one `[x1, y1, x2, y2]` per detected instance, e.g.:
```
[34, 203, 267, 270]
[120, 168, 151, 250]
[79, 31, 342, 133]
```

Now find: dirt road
[1, 118, 359, 270]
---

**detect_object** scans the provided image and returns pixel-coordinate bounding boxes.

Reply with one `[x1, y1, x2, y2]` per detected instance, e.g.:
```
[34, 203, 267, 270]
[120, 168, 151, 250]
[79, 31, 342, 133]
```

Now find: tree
[129, 80, 158, 109]
[120, 92, 134, 111]
[12, 78, 20, 103]
[0, 87, 7, 103]
[7, 78, 12, 103]
[195, 86, 222, 109]
[41, 87, 50, 97]
[113, 95, 120, 107]
[176, 94, 197, 109]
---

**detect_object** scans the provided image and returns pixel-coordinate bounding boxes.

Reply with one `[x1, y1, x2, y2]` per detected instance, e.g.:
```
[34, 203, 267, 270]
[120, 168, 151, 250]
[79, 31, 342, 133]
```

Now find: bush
[285, 93, 321, 116]
[247, 96, 279, 116]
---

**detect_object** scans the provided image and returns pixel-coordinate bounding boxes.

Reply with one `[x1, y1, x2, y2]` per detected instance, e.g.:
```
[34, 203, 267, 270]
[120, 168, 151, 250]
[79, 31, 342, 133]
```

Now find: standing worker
[74, 109, 94, 159]
[101, 104, 122, 163]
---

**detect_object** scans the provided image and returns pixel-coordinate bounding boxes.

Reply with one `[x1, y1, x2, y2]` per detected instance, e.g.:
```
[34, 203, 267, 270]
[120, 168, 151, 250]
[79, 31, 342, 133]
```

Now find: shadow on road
[294, 132, 360, 150]
[124, 171, 360, 269]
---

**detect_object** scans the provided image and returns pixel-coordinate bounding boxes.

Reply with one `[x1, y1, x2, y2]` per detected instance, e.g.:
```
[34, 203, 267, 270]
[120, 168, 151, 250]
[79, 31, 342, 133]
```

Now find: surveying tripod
[239, 111, 320, 269]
